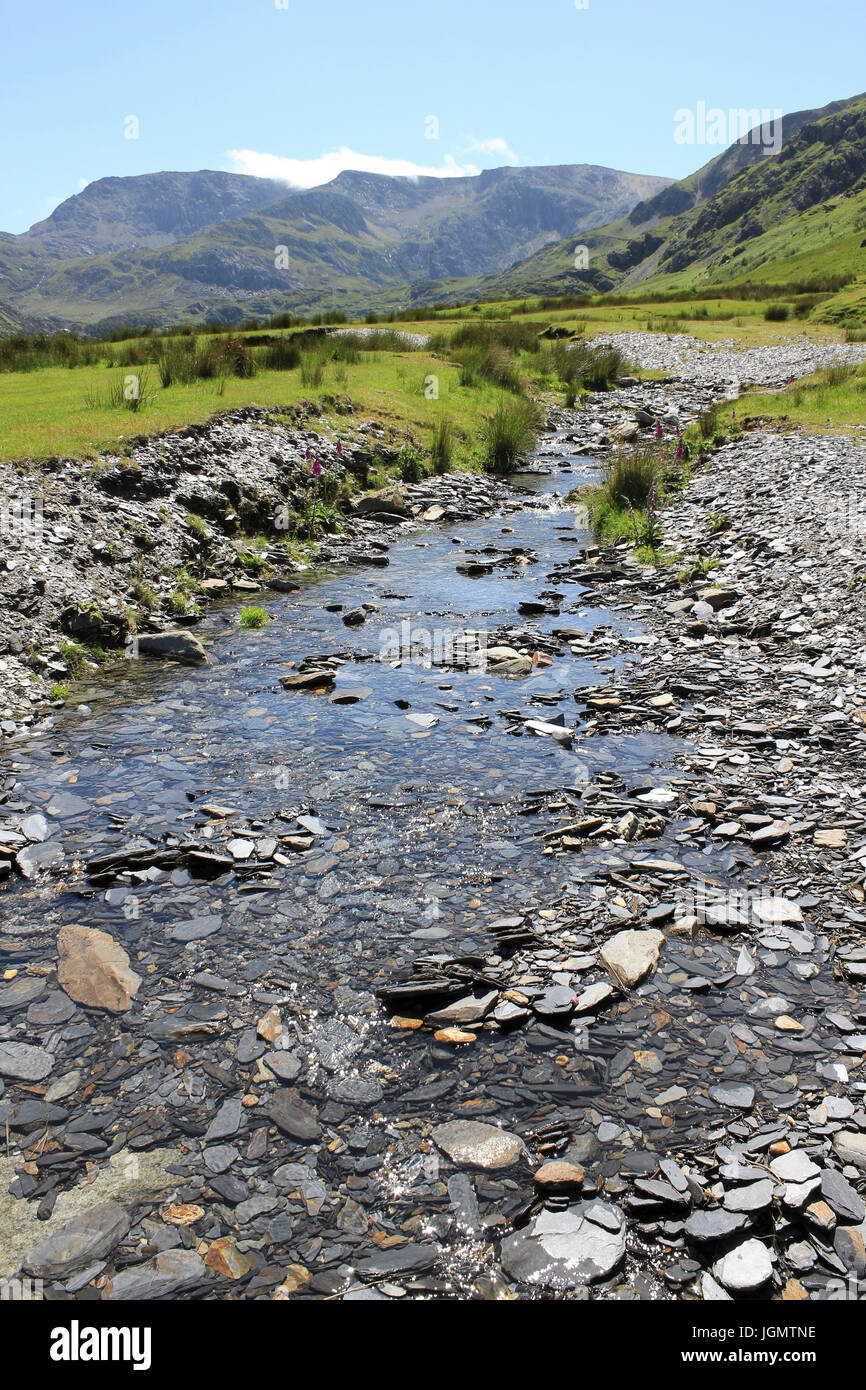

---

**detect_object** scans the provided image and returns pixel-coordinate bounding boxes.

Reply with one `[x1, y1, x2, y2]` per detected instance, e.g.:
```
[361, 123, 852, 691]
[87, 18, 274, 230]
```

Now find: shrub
[261, 337, 301, 370]
[696, 403, 719, 439]
[764, 303, 790, 321]
[300, 352, 325, 388]
[397, 440, 426, 483]
[130, 580, 158, 610]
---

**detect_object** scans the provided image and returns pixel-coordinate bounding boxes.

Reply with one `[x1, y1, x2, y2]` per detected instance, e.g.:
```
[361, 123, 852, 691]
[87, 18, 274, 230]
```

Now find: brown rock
[533, 1161, 585, 1195]
[57, 925, 141, 1013]
[204, 1237, 254, 1279]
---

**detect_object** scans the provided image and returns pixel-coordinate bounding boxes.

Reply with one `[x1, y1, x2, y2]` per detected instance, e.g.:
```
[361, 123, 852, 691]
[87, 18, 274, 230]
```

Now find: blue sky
[3, 0, 864, 232]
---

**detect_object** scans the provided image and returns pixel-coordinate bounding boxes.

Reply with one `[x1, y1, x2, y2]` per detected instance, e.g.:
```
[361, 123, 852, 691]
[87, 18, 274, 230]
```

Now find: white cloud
[466, 136, 519, 163]
[225, 146, 483, 187]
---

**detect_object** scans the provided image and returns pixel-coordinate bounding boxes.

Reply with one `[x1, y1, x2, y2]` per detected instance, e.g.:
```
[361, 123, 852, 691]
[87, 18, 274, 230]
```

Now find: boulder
[353, 485, 408, 518]
[136, 630, 207, 664]
[501, 1202, 626, 1288]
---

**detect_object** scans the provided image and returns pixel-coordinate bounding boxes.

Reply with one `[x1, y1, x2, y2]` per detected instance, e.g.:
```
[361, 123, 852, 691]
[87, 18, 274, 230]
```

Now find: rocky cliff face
[19, 171, 290, 259]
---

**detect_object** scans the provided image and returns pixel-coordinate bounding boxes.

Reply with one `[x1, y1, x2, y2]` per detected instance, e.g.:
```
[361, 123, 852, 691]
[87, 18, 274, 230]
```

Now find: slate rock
[501, 1202, 626, 1289]
[23, 1201, 130, 1278]
[821, 1168, 865, 1224]
[354, 1243, 438, 1281]
[105, 1248, 207, 1299]
[268, 1090, 321, 1143]
[834, 1131, 866, 1172]
[0, 1041, 55, 1081]
[713, 1239, 773, 1293]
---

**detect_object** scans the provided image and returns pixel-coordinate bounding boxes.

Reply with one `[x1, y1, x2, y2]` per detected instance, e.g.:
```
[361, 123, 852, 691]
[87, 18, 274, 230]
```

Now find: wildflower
[654, 422, 663, 441]
[311, 458, 323, 478]
[675, 437, 684, 463]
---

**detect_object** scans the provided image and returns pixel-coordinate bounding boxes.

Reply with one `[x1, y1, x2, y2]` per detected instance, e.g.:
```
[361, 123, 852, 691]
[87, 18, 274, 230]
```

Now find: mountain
[18, 171, 289, 259]
[468, 92, 866, 313]
[0, 164, 671, 332]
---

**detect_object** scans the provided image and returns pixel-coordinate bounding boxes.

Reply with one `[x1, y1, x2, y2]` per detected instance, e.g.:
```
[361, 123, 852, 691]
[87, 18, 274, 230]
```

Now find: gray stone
[0, 1041, 54, 1081]
[268, 1091, 321, 1143]
[23, 1201, 129, 1278]
[105, 1248, 207, 1299]
[710, 1082, 755, 1110]
[821, 1168, 865, 1224]
[770, 1150, 820, 1184]
[205, 1097, 242, 1143]
[136, 631, 208, 664]
[834, 1132, 866, 1172]
[431, 1120, 524, 1170]
[713, 1239, 773, 1293]
[501, 1202, 626, 1289]
[685, 1208, 751, 1243]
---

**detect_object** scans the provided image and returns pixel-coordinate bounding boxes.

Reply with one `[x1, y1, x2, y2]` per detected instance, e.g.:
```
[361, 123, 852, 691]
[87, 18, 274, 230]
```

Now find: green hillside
[466, 92, 866, 325]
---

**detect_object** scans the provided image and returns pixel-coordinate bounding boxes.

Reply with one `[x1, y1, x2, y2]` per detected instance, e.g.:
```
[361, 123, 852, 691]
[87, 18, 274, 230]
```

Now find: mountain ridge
[0, 164, 671, 332]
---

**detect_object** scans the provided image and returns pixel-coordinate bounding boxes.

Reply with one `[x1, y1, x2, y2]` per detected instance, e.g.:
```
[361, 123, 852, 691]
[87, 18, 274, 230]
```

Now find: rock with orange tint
[533, 1161, 585, 1195]
[273, 1265, 312, 1298]
[162, 1203, 205, 1227]
[256, 1006, 283, 1042]
[434, 1027, 476, 1044]
[204, 1237, 253, 1279]
[58, 924, 141, 1013]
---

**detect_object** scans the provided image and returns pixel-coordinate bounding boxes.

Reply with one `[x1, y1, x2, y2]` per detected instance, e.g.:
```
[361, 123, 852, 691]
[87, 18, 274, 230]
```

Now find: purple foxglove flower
[311, 458, 323, 478]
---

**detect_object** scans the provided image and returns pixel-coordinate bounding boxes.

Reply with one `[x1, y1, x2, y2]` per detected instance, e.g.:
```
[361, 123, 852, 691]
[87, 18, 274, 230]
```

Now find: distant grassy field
[0, 298, 859, 465]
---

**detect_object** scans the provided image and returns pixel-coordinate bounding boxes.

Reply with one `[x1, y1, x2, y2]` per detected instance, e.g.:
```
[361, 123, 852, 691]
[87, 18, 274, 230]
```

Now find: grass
[239, 606, 270, 629]
[0, 344, 516, 469]
[736, 360, 866, 434]
[1, 303, 861, 476]
[480, 398, 542, 474]
[430, 417, 454, 473]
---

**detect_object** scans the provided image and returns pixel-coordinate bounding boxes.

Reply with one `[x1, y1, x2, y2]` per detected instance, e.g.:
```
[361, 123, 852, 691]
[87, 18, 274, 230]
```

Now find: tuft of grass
[430, 416, 454, 473]
[58, 640, 88, 678]
[129, 580, 158, 610]
[480, 398, 541, 474]
[239, 605, 270, 629]
[604, 442, 663, 507]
